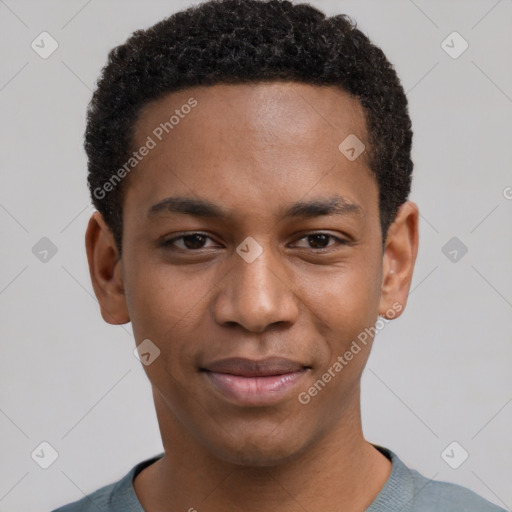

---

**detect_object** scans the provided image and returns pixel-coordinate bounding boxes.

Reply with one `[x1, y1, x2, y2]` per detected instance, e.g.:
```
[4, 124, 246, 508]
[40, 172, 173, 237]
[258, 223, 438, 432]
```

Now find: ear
[85, 211, 130, 325]
[378, 201, 419, 319]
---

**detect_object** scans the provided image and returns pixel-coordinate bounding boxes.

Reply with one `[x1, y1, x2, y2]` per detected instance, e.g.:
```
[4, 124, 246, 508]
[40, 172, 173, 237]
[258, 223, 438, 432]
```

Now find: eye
[293, 233, 348, 250]
[160, 232, 349, 253]
[160, 233, 219, 251]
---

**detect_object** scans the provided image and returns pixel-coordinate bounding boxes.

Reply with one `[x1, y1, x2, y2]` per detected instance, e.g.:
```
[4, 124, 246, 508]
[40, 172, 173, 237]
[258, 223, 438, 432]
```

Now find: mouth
[200, 357, 311, 406]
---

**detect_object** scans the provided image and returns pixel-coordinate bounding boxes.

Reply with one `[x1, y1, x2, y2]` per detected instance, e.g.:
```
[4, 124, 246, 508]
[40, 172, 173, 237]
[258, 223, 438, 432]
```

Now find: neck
[134, 391, 391, 512]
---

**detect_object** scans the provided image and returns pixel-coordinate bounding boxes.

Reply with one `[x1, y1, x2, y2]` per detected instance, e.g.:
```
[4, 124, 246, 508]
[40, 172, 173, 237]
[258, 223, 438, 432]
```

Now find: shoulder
[50, 480, 116, 512]
[50, 453, 164, 512]
[369, 446, 506, 512]
[409, 469, 506, 512]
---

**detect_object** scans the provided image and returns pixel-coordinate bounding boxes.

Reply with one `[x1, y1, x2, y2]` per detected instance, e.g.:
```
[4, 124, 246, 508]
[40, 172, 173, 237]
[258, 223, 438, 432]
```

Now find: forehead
[125, 82, 376, 223]
[133, 81, 367, 152]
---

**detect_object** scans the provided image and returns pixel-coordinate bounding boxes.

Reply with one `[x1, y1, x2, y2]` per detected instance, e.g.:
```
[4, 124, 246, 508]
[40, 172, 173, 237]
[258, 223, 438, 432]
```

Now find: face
[86, 82, 418, 466]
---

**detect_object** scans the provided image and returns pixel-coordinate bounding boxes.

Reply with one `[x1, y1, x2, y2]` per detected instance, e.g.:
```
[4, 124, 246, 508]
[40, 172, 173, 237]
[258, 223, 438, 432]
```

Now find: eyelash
[160, 232, 349, 252]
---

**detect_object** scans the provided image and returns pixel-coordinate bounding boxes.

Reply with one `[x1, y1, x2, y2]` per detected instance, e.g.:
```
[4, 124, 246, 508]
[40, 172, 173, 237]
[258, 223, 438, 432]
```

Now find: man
[53, 0, 505, 510]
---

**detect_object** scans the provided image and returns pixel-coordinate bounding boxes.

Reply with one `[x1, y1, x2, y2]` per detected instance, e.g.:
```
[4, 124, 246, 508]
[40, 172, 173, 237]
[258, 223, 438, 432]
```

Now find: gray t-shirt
[51, 446, 506, 511]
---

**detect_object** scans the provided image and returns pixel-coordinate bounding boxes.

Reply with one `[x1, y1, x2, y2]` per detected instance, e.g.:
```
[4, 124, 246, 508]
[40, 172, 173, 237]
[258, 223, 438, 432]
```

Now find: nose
[213, 242, 299, 333]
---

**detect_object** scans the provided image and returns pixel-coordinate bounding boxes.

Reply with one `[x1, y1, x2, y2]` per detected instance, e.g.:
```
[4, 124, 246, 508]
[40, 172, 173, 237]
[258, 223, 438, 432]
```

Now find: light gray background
[0, 1, 511, 511]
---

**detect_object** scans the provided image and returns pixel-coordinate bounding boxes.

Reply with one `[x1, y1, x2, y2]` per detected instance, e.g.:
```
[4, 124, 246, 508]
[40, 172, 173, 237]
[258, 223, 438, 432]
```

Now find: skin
[86, 82, 419, 512]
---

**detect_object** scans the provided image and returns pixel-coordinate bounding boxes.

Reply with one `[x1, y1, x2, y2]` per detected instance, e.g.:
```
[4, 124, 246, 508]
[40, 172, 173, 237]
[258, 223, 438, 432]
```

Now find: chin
[203, 424, 317, 468]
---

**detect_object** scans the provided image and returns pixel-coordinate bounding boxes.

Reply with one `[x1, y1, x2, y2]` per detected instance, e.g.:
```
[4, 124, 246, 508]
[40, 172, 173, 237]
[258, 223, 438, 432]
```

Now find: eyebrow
[148, 195, 363, 221]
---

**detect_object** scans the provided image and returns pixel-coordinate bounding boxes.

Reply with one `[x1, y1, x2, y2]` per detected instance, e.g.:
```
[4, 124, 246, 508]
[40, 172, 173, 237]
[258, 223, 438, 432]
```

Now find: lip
[201, 357, 310, 406]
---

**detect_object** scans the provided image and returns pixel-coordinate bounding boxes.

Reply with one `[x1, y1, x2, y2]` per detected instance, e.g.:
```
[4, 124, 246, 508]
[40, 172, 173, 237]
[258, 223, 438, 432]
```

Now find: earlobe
[85, 211, 130, 325]
[378, 201, 419, 319]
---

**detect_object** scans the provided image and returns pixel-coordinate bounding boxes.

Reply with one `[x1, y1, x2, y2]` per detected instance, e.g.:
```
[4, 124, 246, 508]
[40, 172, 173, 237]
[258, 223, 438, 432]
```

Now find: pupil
[181, 234, 330, 250]
[184, 234, 206, 249]
[309, 234, 329, 248]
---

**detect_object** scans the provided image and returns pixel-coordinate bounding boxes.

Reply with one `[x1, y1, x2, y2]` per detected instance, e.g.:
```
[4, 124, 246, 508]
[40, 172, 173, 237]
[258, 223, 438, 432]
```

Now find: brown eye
[161, 233, 217, 251]
[294, 233, 347, 250]
[306, 234, 331, 249]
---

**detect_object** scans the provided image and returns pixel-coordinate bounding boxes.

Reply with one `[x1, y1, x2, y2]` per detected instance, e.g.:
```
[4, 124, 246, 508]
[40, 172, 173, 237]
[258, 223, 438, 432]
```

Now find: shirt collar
[112, 445, 414, 511]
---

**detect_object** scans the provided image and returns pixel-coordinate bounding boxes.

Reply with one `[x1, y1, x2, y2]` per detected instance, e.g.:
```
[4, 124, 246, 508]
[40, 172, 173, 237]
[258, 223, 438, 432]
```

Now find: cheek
[125, 264, 208, 339]
[297, 270, 380, 414]
[124, 265, 219, 391]
[304, 259, 383, 380]
[306, 258, 382, 330]
[125, 273, 200, 403]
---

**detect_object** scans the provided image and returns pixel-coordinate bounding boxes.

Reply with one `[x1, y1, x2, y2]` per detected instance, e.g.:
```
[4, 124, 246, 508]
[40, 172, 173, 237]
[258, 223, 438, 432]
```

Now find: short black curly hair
[85, 0, 413, 253]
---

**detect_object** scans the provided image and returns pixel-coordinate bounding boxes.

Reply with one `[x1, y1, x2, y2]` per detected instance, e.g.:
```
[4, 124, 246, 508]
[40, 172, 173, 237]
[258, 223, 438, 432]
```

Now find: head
[86, 0, 418, 466]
